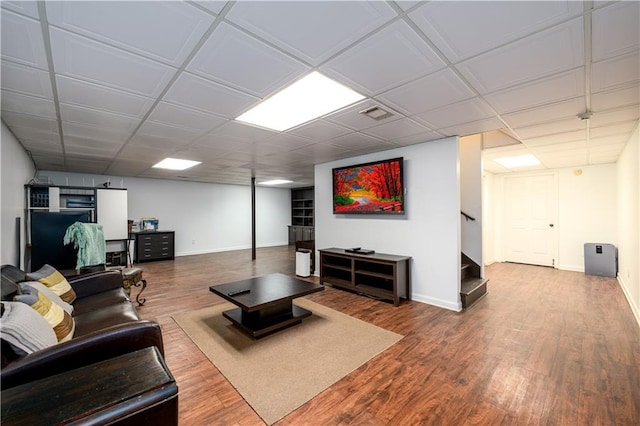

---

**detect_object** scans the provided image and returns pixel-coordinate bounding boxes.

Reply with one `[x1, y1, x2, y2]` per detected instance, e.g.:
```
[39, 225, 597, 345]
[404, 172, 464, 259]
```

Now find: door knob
[549, 224, 554, 228]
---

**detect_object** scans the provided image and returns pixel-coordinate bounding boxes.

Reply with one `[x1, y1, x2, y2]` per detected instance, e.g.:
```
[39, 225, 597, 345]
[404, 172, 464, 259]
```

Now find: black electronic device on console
[345, 247, 375, 255]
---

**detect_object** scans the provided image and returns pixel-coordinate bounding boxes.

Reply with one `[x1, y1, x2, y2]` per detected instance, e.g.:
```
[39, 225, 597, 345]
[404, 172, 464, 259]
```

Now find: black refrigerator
[30, 211, 91, 272]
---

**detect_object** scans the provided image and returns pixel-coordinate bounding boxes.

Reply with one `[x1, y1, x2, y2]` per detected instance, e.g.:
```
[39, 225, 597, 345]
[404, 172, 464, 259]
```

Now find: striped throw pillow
[0, 301, 58, 356]
[27, 264, 77, 304]
[15, 286, 75, 342]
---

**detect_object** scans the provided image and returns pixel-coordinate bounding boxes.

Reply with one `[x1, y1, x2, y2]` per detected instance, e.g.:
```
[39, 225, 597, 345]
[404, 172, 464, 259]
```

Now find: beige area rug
[173, 298, 403, 425]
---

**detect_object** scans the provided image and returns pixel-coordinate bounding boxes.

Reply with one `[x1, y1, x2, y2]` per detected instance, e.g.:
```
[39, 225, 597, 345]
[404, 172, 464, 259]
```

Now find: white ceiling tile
[0, 10, 48, 69]
[206, 120, 276, 144]
[522, 130, 587, 147]
[1, 111, 57, 132]
[396, 2, 422, 12]
[1, 61, 53, 99]
[326, 132, 385, 150]
[22, 140, 63, 154]
[187, 22, 308, 97]
[529, 140, 586, 154]
[592, 85, 640, 111]
[514, 118, 586, 140]
[225, 1, 396, 65]
[261, 133, 314, 150]
[163, 72, 258, 117]
[288, 119, 353, 141]
[361, 117, 433, 141]
[62, 122, 131, 143]
[591, 51, 640, 92]
[1, 1, 40, 19]
[501, 97, 586, 129]
[49, 27, 177, 97]
[377, 68, 475, 116]
[1, 90, 56, 118]
[589, 106, 640, 128]
[193, 1, 226, 15]
[456, 18, 584, 94]
[589, 121, 638, 139]
[46, 1, 214, 67]
[137, 121, 202, 144]
[325, 100, 402, 131]
[148, 102, 227, 132]
[484, 68, 585, 113]
[414, 98, 496, 129]
[438, 117, 504, 137]
[536, 150, 588, 168]
[322, 20, 445, 95]
[591, 1, 640, 61]
[410, 0, 582, 62]
[10, 125, 59, 143]
[388, 131, 443, 147]
[55, 75, 155, 117]
[129, 134, 190, 150]
[588, 134, 630, 147]
[60, 103, 141, 132]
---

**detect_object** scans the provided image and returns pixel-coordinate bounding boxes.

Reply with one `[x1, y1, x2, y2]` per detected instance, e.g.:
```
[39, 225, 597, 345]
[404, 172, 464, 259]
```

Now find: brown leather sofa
[0, 265, 178, 425]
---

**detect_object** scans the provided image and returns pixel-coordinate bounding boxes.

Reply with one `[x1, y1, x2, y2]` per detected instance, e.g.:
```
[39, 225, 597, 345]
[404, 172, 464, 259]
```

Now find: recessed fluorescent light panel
[236, 71, 365, 131]
[152, 158, 201, 171]
[495, 154, 541, 169]
[259, 179, 293, 186]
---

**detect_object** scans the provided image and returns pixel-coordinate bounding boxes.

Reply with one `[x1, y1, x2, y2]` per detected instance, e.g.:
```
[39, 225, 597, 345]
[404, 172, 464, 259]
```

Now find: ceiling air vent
[359, 106, 393, 121]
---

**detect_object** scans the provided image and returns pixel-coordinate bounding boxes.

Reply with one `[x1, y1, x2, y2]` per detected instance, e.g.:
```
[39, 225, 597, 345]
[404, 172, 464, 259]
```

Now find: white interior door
[504, 174, 557, 267]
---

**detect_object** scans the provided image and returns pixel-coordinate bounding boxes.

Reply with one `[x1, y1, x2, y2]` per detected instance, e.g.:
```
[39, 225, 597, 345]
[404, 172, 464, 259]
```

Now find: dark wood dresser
[134, 230, 175, 263]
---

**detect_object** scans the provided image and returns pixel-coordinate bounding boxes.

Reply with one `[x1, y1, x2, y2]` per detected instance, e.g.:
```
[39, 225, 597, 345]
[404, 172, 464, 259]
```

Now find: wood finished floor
[135, 246, 640, 425]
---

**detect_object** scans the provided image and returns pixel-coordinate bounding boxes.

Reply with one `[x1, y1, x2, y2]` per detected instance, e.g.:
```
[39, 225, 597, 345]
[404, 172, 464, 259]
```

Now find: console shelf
[319, 248, 411, 306]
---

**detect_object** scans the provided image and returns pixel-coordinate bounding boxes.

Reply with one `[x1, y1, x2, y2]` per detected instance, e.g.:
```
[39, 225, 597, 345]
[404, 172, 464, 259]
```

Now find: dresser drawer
[134, 231, 175, 263]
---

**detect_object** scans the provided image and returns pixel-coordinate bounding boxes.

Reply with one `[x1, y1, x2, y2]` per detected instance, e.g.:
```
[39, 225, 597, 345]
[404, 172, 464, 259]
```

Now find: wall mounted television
[333, 157, 405, 214]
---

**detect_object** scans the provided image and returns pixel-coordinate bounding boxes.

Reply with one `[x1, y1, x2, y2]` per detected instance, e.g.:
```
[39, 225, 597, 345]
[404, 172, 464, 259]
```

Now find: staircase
[460, 253, 488, 309]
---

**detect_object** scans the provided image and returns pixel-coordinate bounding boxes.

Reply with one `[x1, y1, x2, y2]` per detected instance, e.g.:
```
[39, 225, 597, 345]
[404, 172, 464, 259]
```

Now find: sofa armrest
[68, 270, 123, 298]
[0, 320, 164, 389]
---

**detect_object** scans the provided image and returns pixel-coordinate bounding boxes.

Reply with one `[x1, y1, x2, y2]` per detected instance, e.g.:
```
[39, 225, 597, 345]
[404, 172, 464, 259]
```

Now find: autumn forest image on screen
[333, 158, 404, 213]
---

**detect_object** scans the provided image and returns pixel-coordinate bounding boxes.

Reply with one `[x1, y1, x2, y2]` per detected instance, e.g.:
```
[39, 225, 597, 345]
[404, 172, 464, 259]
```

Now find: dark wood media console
[319, 248, 411, 306]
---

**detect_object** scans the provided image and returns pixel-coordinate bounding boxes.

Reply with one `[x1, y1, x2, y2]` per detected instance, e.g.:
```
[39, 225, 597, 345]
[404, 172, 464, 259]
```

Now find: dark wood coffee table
[209, 273, 324, 338]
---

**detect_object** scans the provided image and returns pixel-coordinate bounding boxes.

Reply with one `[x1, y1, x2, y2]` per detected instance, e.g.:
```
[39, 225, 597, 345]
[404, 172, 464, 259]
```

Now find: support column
[251, 177, 256, 260]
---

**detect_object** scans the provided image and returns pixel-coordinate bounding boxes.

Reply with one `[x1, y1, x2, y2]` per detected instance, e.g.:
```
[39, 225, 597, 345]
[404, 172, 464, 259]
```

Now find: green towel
[63, 222, 106, 270]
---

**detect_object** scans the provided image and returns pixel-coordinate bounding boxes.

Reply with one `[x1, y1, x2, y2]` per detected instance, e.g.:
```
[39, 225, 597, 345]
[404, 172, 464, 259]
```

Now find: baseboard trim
[559, 264, 584, 272]
[617, 274, 640, 328]
[411, 293, 462, 312]
[176, 242, 289, 257]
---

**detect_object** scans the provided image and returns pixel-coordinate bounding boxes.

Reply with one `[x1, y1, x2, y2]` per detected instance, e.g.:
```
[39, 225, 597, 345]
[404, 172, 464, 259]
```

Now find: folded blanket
[63, 222, 106, 270]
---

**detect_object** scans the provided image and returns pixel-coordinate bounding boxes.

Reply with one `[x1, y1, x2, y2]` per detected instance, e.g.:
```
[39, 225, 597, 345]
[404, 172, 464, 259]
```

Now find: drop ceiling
[1, 1, 638, 186]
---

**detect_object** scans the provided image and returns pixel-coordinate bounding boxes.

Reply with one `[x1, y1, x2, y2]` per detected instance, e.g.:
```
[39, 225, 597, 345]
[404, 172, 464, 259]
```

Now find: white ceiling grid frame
[377, 68, 476, 116]
[455, 18, 585, 95]
[44, 1, 215, 67]
[321, 19, 446, 95]
[1, 60, 54, 99]
[0, 9, 49, 69]
[48, 27, 178, 98]
[186, 21, 310, 98]
[224, 1, 398, 66]
[54, 75, 156, 118]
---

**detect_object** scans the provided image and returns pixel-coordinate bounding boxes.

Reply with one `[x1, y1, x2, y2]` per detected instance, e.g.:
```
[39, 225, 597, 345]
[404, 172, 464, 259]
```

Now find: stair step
[460, 277, 488, 309]
[460, 277, 486, 295]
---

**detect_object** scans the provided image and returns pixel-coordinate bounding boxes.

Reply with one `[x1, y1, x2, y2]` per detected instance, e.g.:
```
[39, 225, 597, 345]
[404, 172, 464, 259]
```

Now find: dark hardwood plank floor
[134, 246, 640, 425]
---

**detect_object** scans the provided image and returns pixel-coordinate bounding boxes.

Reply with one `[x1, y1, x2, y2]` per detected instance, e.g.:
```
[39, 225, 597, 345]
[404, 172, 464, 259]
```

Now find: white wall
[557, 164, 617, 271]
[616, 125, 639, 325]
[482, 170, 496, 265]
[315, 137, 462, 311]
[487, 164, 618, 272]
[460, 135, 483, 272]
[1, 122, 36, 267]
[43, 171, 291, 256]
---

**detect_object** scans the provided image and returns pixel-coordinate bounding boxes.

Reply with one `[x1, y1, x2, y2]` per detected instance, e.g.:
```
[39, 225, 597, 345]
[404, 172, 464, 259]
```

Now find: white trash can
[296, 249, 311, 277]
